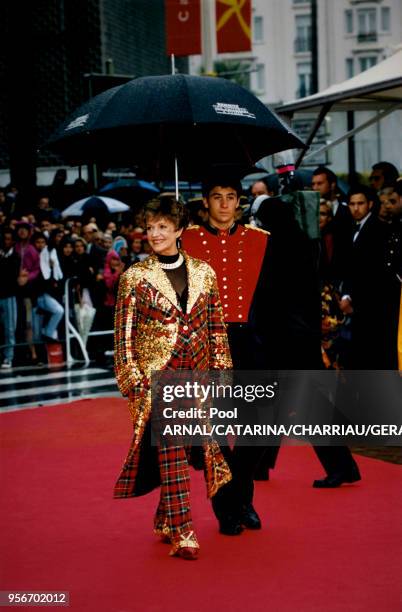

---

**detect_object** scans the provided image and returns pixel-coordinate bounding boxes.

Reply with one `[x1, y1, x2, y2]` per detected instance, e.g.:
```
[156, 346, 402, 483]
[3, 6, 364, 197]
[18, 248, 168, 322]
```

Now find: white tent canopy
[276, 46, 402, 114]
[275, 46, 402, 167]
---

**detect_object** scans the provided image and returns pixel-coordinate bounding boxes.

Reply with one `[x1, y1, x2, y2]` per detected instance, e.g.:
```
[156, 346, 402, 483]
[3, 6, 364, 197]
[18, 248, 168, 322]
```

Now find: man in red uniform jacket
[182, 174, 271, 535]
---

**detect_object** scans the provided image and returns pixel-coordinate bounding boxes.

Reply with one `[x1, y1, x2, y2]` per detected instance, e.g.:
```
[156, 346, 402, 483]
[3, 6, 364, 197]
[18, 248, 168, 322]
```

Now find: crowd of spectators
[0, 161, 401, 370]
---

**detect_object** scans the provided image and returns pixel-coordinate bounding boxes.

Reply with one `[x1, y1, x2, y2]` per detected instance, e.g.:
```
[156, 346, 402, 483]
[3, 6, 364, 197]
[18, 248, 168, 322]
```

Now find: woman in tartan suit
[113, 195, 232, 560]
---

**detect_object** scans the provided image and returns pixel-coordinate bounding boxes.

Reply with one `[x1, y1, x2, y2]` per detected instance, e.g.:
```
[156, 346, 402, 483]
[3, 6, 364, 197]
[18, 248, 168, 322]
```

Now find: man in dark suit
[250, 194, 361, 488]
[82, 223, 107, 275]
[340, 185, 388, 369]
[311, 166, 351, 227]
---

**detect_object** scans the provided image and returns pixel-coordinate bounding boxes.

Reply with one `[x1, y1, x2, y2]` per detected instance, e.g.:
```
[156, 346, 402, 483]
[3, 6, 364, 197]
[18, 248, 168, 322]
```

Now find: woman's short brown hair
[143, 193, 189, 230]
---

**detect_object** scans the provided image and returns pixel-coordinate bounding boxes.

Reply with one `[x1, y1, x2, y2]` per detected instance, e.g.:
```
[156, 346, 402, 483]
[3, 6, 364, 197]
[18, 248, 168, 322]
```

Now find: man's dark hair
[312, 166, 338, 186]
[202, 171, 242, 198]
[371, 161, 399, 186]
[347, 184, 377, 205]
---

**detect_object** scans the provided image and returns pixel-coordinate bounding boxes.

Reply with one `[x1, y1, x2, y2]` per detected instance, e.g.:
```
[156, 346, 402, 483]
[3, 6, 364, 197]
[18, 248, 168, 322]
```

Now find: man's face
[348, 193, 373, 221]
[83, 227, 95, 243]
[380, 191, 402, 220]
[3, 233, 14, 250]
[203, 186, 240, 229]
[38, 197, 49, 210]
[40, 220, 51, 233]
[34, 237, 47, 251]
[251, 181, 269, 198]
[369, 170, 384, 191]
[312, 173, 333, 198]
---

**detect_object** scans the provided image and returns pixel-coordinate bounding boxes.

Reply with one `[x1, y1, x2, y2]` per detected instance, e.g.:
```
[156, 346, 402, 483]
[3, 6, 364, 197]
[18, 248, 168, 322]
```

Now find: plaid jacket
[113, 251, 232, 498]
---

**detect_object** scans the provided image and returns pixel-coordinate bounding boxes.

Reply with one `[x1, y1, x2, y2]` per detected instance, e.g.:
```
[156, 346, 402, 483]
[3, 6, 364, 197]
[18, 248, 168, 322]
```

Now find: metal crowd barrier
[64, 277, 114, 367]
[0, 280, 114, 369]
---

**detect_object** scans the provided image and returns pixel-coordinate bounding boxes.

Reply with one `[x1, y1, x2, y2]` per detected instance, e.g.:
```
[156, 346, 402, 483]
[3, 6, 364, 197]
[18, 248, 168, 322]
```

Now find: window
[255, 63, 265, 92]
[345, 10, 353, 34]
[295, 14, 312, 53]
[253, 15, 264, 43]
[346, 58, 354, 78]
[359, 56, 377, 72]
[381, 7, 390, 32]
[357, 8, 377, 41]
[296, 62, 312, 98]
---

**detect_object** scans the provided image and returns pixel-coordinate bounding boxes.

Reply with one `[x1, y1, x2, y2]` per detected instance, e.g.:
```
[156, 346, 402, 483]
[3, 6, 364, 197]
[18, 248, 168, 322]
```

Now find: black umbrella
[46, 74, 305, 184]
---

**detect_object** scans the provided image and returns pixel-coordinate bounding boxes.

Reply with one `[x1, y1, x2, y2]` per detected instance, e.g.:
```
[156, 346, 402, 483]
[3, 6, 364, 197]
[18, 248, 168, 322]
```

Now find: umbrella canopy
[61, 195, 130, 218]
[98, 178, 159, 204]
[46, 74, 305, 182]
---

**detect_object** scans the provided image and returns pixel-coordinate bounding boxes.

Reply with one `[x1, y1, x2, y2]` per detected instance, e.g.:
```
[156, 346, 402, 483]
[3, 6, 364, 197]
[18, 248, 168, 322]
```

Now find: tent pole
[301, 102, 400, 162]
[294, 102, 332, 167]
[347, 111, 356, 183]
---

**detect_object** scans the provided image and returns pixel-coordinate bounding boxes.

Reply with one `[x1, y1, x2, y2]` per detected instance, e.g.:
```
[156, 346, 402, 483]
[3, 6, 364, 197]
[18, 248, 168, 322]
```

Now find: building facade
[190, 0, 402, 175]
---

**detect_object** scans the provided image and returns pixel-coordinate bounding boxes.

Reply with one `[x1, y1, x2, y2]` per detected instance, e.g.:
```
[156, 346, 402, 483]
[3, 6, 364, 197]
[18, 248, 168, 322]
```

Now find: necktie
[353, 222, 360, 241]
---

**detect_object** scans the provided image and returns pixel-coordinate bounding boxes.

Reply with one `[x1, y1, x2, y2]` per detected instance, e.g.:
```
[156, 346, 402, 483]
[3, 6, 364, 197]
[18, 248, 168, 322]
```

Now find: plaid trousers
[154, 444, 193, 541]
[153, 350, 197, 547]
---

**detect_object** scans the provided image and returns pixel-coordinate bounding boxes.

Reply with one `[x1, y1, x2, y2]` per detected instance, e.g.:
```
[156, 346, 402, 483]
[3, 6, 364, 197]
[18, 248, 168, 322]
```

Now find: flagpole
[201, 0, 214, 74]
[170, 53, 179, 200]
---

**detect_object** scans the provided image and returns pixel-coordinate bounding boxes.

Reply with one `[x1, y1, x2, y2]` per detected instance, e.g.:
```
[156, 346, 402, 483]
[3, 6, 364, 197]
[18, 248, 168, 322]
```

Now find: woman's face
[132, 238, 142, 253]
[103, 235, 113, 249]
[74, 241, 85, 255]
[145, 215, 182, 256]
[63, 243, 73, 257]
[109, 256, 120, 270]
[319, 203, 332, 231]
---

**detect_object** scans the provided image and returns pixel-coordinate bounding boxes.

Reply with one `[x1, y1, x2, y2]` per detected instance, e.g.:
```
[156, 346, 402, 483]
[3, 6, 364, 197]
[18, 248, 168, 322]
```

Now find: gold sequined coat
[113, 251, 232, 499]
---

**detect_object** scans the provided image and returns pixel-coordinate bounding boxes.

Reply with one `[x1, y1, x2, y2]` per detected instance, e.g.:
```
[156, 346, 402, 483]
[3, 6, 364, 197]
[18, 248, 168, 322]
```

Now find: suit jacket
[249, 200, 322, 369]
[342, 214, 389, 368]
[113, 251, 232, 499]
[343, 214, 387, 311]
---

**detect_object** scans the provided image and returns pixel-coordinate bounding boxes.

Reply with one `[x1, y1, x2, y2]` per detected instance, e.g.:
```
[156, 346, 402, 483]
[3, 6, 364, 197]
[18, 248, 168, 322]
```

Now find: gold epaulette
[244, 224, 271, 236]
[186, 224, 201, 230]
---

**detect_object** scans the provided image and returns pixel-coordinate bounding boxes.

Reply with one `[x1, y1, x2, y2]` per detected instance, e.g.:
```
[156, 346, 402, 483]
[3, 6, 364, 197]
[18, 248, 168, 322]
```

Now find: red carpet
[1, 398, 401, 612]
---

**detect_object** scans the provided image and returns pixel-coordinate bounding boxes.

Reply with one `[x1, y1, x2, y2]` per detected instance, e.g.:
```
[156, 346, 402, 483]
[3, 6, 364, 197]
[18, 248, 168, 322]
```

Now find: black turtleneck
[157, 253, 188, 310]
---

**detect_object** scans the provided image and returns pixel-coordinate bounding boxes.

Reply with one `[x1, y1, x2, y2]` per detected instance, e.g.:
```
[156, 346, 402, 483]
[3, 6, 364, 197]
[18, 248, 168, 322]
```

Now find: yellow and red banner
[165, 0, 202, 56]
[216, 0, 252, 53]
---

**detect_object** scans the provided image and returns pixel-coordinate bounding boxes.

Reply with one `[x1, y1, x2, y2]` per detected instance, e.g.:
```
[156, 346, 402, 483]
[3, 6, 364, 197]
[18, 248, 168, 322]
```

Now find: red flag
[165, 0, 202, 56]
[216, 0, 252, 53]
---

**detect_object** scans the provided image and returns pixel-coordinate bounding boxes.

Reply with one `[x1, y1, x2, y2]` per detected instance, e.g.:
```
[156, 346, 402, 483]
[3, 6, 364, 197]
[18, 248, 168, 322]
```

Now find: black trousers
[257, 444, 359, 478]
[212, 323, 360, 522]
[212, 324, 267, 520]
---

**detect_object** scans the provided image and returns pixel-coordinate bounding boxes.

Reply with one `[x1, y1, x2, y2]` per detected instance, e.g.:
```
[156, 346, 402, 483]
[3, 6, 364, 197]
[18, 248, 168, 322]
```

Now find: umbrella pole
[174, 155, 179, 201]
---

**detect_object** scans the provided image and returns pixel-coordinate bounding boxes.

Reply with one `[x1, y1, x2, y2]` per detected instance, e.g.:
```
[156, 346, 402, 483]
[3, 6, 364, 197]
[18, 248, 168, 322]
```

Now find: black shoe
[218, 516, 244, 536]
[254, 467, 270, 481]
[241, 504, 262, 530]
[313, 470, 361, 488]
